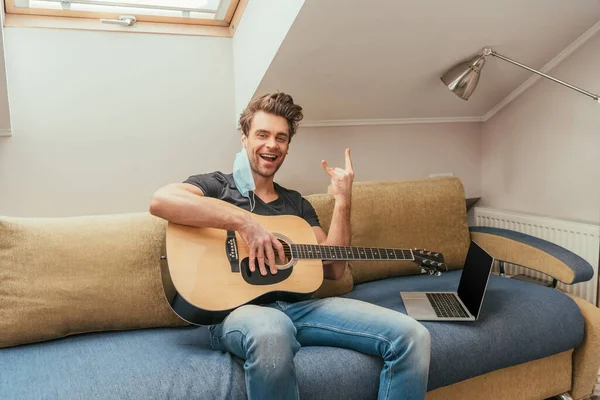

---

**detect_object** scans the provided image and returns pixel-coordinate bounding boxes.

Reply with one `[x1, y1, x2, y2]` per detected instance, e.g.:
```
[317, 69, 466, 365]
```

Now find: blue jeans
[208, 297, 431, 400]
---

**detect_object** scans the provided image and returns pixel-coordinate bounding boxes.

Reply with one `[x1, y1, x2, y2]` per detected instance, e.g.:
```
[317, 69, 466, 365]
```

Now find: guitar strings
[240, 242, 418, 260]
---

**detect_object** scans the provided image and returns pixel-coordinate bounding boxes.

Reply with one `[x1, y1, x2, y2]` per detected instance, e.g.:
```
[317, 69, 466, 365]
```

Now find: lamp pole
[482, 47, 600, 103]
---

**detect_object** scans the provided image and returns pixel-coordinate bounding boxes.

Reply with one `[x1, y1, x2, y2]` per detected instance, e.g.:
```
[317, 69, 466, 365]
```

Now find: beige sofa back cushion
[0, 213, 187, 348]
[339, 177, 471, 284]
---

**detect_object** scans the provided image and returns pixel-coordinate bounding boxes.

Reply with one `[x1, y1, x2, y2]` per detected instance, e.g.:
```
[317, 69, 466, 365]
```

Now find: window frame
[3, 0, 247, 37]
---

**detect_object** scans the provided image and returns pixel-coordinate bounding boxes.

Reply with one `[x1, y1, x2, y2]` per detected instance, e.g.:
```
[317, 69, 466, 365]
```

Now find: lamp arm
[487, 49, 599, 103]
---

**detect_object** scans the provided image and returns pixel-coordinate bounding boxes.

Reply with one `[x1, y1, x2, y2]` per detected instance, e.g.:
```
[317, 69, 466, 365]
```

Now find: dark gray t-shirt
[183, 171, 321, 227]
[184, 171, 321, 305]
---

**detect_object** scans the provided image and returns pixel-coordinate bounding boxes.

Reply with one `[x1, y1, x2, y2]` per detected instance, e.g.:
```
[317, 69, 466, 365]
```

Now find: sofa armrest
[568, 294, 600, 400]
[469, 226, 594, 285]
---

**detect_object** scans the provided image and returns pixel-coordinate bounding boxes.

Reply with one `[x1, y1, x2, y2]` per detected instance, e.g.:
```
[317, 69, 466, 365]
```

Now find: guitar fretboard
[290, 245, 413, 261]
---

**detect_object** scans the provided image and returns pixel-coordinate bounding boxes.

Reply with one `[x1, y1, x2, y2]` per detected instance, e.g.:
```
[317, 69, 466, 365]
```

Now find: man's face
[242, 111, 290, 179]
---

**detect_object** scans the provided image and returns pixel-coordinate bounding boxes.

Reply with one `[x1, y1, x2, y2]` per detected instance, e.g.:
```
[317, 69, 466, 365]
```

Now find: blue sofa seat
[343, 271, 584, 391]
[0, 272, 584, 400]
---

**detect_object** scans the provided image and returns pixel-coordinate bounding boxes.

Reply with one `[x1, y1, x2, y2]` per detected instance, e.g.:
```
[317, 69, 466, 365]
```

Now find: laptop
[400, 240, 494, 321]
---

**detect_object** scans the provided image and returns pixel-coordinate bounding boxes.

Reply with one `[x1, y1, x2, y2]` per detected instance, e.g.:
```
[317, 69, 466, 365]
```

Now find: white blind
[13, 0, 232, 20]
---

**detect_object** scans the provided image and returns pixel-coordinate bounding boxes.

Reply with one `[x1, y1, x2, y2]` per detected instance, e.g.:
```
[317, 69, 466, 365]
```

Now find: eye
[277, 136, 287, 142]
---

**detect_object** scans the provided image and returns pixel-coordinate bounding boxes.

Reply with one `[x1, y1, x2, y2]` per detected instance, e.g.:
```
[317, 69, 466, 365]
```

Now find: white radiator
[473, 207, 600, 306]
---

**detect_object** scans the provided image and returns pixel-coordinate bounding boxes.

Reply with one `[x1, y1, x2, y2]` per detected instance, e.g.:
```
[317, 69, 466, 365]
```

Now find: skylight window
[6, 0, 241, 28]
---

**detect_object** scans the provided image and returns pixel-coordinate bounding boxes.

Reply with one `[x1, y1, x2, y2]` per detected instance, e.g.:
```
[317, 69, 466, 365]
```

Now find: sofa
[1, 176, 599, 400]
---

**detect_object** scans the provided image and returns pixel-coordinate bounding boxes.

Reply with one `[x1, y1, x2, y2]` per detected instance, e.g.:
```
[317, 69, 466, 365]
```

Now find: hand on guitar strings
[321, 148, 355, 206]
[239, 215, 286, 276]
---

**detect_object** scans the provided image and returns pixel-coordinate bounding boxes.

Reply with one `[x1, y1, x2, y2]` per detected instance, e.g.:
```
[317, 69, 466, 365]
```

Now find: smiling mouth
[259, 154, 279, 163]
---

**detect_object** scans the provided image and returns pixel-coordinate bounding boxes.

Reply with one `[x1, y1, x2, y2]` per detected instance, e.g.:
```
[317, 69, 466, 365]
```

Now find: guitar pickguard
[240, 258, 294, 285]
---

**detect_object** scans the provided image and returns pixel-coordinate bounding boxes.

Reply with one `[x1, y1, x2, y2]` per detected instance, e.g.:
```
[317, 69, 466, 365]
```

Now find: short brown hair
[239, 92, 303, 141]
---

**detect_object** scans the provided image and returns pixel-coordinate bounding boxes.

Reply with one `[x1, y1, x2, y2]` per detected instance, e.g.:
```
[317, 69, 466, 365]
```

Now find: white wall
[0, 28, 236, 217]
[232, 0, 304, 121]
[481, 31, 600, 225]
[0, 27, 482, 219]
[0, 13, 11, 135]
[276, 122, 482, 198]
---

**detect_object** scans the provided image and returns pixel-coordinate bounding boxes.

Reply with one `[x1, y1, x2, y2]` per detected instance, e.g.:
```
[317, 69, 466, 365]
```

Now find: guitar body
[161, 212, 324, 326]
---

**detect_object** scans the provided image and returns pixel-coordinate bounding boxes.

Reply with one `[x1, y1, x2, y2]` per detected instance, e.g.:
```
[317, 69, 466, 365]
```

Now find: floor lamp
[440, 47, 600, 103]
[442, 46, 600, 306]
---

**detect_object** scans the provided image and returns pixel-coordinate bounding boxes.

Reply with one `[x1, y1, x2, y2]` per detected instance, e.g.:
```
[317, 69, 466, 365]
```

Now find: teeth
[261, 154, 277, 160]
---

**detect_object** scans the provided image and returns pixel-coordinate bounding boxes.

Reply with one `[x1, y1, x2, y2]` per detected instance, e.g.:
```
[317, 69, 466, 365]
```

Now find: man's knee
[411, 320, 430, 344]
[387, 317, 431, 361]
[229, 306, 299, 357]
[403, 318, 430, 345]
[400, 319, 431, 371]
[248, 316, 298, 355]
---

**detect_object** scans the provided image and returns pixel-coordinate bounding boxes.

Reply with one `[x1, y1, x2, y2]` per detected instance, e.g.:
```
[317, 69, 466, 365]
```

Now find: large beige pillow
[0, 213, 187, 348]
[304, 193, 354, 298]
[330, 177, 471, 284]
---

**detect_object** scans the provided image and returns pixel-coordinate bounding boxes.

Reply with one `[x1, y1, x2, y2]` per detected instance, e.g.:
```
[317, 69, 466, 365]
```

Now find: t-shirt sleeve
[301, 197, 321, 227]
[183, 173, 224, 198]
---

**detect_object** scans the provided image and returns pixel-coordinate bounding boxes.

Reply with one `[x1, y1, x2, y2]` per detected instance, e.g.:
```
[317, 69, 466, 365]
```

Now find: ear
[241, 133, 247, 148]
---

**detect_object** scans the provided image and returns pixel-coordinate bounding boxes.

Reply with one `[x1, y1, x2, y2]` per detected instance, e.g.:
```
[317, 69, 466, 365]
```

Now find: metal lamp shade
[441, 55, 486, 101]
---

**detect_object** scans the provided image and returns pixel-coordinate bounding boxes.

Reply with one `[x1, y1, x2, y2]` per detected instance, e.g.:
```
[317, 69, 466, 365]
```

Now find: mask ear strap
[250, 192, 256, 212]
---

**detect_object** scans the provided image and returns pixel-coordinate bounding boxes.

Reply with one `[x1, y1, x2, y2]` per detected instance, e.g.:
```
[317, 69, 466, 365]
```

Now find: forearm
[150, 187, 249, 231]
[323, 200, 351, 279]
[325, 200, 351, 246]
[319, 147, 355, 280]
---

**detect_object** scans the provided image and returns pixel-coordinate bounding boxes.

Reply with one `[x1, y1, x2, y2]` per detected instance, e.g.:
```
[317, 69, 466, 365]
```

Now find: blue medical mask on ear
[233, 145, 256, 211]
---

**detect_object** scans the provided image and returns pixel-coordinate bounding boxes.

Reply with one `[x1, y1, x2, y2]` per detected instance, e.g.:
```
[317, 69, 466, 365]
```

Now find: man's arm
[149, 183, 285, 276]
[312, 203, 351, 280]
[316, 148, 354, 280]
[150, 183, 249, 230]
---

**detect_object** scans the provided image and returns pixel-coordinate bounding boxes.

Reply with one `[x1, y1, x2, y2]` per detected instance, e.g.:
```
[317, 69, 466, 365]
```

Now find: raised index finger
[345, 148, 353, 172]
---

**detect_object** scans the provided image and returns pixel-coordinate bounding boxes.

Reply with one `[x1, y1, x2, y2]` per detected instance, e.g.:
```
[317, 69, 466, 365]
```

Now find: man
[149, 92, 430, 400]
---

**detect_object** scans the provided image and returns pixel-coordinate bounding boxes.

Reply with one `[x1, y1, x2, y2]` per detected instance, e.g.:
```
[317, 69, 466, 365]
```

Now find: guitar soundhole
[240, 238, 295, 285]
[276, 239, 292, 267]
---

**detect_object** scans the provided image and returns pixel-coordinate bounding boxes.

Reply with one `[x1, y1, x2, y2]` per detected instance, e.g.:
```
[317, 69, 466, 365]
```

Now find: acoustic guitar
[160, 205, 447, 326]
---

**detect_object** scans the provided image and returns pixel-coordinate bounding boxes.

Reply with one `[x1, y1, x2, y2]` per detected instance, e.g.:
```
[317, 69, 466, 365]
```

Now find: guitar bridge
[226, 230, 239, 272]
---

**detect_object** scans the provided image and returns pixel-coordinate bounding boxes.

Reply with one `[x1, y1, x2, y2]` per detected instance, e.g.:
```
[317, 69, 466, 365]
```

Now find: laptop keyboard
[426, 293, 470, 318]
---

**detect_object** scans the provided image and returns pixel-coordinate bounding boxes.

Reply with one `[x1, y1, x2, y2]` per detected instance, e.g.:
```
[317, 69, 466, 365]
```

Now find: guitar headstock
[412, 249, 447, 276]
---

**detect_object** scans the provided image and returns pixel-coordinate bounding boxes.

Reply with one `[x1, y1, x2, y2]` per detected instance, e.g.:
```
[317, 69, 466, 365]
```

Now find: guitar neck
[289, 244, 414, 261]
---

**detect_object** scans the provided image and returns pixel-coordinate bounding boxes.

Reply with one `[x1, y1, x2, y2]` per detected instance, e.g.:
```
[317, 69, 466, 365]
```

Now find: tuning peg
[435, 271, 442, 277]
[420, 267, 427, 274]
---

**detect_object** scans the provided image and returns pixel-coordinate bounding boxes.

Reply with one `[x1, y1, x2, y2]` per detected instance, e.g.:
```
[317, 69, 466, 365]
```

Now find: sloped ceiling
[255, 0, 600, 123]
